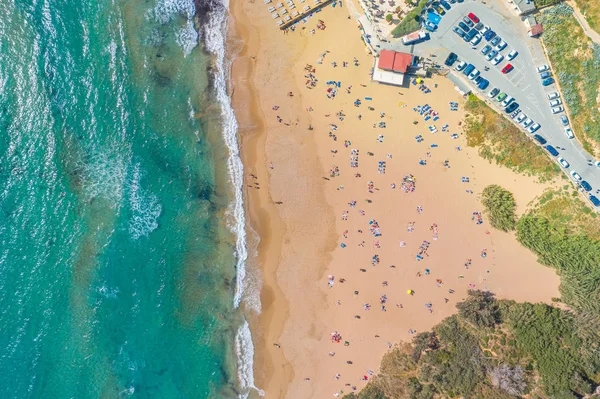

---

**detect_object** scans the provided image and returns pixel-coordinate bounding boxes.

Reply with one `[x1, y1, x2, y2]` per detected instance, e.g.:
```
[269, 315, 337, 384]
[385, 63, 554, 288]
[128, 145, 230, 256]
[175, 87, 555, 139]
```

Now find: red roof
[530, 24, 543, 36]
[378, 50, 395, 71]
[378, 50, 413, 73]
[392, 52, 413, 73]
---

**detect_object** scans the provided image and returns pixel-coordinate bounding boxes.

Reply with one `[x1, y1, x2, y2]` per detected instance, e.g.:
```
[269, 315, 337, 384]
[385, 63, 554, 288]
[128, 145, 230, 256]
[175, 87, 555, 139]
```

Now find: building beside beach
[372, 49, 415, 86]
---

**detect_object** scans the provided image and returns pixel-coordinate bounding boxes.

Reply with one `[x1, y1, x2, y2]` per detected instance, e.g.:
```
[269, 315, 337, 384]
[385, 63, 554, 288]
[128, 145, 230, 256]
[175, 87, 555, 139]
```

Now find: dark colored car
[468, 12, 480, 23]
[540, 71, 552, 79]
[484, 30, 496, 41]
[490, 36, 501, 46]
[542, 78, 555, 86]
[505, 102, 519, 113]
[545, 145, 559, 156]
[590, 195, 600, 207]
[533, 134, 547, 145]
[462, 16, 474, 27]
[501, 63, 513, 74]
[474, 22, 483, 30]
[478, 79, 489, 90]
[440, 0, 451, 10]
[581, 181, 592, 192]
[453, 26, 466, 37]
[444, 52, 458, 66]
[463, 64, 475, 76]
[458, 21, 470, 31]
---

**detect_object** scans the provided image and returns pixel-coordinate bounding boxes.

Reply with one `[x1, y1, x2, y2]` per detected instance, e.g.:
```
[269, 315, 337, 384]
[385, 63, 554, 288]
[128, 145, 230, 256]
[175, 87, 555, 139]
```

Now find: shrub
[392, 0, 428, 37]
[386, 13, 393, 23]
[481, 185, 517, 231]
[457, 290, 500, 328]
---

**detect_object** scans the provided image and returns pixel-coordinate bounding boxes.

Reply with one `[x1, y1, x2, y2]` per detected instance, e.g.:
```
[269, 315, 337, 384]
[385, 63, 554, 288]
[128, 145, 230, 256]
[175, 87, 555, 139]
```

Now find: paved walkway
[568, 1, 600, 46]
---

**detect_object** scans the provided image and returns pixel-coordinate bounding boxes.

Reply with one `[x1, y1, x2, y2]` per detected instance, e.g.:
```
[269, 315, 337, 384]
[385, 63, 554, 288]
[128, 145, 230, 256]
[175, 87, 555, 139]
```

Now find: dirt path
[568, 1, 600, 45]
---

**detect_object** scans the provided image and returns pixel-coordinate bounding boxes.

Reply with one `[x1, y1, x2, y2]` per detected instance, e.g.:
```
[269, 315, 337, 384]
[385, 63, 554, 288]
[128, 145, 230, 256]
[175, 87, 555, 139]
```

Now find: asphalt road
[387, 1, 600, 201]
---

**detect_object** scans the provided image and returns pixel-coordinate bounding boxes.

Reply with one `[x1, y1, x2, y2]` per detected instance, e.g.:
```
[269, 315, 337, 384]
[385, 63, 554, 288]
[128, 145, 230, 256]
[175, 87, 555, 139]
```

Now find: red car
[468, 12, 480, 23]
[501, 63, 514, 74]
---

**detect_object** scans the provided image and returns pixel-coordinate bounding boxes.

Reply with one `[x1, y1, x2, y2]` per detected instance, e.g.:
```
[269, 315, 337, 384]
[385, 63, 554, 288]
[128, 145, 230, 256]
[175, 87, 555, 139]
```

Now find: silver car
[521, 118, 533, 128]
[552, 106, 564, 114]
[491, 53, 504, 65]
[549, 99, 562, 106]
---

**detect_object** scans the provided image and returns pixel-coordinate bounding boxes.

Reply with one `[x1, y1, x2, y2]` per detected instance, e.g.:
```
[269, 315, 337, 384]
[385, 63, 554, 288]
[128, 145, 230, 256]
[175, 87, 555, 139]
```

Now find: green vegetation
[539, 4, 600, 154]
[481, 185, 517, 232]
[574, 0, 600, 33]
[344, 291, 599, 399]
[463, 95, 560, 181]
[534, 0, 563, 8]
[391, 0, 428, 37]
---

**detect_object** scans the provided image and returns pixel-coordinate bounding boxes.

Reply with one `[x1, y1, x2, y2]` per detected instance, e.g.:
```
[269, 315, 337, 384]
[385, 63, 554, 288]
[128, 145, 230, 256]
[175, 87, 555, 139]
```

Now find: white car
[537, 64, 549, 73]
[515, 113, 527, 123]
[570, 170, 582, 181]
[565, 127, 574, 139]
[521, 118, 533, 128]
[558, 157, 570, 169]
[552, 106, 564, 114]
[547, 91, 559, 100]
[492, 54, 504, 65]
[549, 99, 562, 106]
[468, 69, 480, 80]
[481, 25, 491, 35]
[495, 41, 507, 51]
[501, 95, 514, 107]
[455, 61, 467, 71]
[507, 50, 518, 60]
[528, 123, 540, 133]
[470, 34, 482, 45]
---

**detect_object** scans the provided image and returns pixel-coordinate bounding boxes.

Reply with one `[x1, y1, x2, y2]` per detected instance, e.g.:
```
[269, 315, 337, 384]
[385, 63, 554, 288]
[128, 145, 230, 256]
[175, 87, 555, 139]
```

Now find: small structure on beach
[372, 49, 416, 86]
[524, 16, 543, 37]
[512, 0, 536, 16]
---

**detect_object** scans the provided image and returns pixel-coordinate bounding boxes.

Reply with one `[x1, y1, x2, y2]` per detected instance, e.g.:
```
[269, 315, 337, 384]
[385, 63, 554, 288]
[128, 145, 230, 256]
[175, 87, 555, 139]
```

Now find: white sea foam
[235, 320, 265, 398]
[128, 163, 162, 240]
[202, 0, 263, 396]
[176, 19, 199, 56]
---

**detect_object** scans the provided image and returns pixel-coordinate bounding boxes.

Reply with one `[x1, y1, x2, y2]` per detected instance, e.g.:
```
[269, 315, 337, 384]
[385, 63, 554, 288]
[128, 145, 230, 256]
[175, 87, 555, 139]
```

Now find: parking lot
[385, 0, 600, 203]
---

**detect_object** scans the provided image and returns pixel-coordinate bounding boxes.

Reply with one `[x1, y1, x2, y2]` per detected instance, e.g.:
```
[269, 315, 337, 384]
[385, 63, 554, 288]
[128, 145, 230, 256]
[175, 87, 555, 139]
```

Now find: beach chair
[304, 4, 310, 10]
[292, 10, 299, 16]
[433, 115, 439, 121]
[277, 2, 284, 7]
[268, 6, 276, 11]
[284, 15, 292, 21]
[289, 3, 295, 8]
[277, 19, 284, 26]
[265, 0, 272, 3]
[281, 8, 288, 14]
[272, 12, 279, 18]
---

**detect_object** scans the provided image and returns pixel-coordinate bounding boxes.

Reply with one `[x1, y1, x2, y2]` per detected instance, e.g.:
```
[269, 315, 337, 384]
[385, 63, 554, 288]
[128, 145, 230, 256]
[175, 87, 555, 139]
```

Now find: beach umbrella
[407, 289, 413, 295]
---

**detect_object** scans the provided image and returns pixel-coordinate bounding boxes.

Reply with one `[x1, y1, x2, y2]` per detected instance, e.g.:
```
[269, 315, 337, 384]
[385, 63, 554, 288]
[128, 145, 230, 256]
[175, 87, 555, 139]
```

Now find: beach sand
[229, 2, 562, 397]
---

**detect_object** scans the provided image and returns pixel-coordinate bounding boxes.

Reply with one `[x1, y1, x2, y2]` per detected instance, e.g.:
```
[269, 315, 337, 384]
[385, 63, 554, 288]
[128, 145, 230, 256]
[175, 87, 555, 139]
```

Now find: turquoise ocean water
[0, 0, 256, 397]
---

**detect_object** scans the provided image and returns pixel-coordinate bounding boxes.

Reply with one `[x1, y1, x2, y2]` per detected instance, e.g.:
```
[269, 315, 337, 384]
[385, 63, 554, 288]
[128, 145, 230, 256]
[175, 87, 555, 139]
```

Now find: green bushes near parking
[481, 185, 517, 232]
[391, 0, 428, 37]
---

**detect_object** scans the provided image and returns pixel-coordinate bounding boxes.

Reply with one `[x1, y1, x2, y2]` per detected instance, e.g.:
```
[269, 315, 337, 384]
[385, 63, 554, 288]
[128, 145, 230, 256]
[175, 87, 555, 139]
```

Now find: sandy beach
[229, 1, 562, 397]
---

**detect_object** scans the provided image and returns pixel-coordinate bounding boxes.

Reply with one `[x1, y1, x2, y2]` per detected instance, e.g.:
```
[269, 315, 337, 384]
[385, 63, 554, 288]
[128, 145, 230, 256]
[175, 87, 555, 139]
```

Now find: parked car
[464, 29, 478, 42]
[458, 21, 470, 31]
[440, 0, 451, 10]
[481, 44, 492, 55]
[505, 102, 519, 113]
[484, 30, 496, 41]
[435, 6, 446, 15]
[521, 118, 533, 128]
[545, 145, 559, 156]
[515, 113, 527, 123]
[507, 50, 518, 60]
[501, 63, 513, 73]
[485, 50, 497, 61]
[468, 12, 480, 23]
[533, 134, 547, 145]
[453, 26, 466, 37]
[504, 102, 519, 116]
[552, 106, 564, 114]
[424, 21, 437, 32]
[468, 68, 480, 80]
[491, 53, 504, 65]
[581, 181, 592, 192]
[494, 40, 507, 51]
[558, 157, 570, 168]
[560, 115, 569, 126]
[478, 79, 489, 90]
[542, 78, 555, 86]
[488, 87, 500, 98]
[501, 95, 514, 107]
[570, 170, 582, 181]
[481, 25, 490, 35]
[496, 92, 507, 102]
[590, 195, 600, 207]
[540, 71, 552, 79]
[565, 127, 574, 139]
[547, 91, 559, 100]
[444, 52, 458, 66]
[463, 16, 474, 27]
[549, 99, 562, 107]
[474, 22, 484, 30]
[528, 123, 541, 133]
[463, 64, 475, 75]
[470, 34, 482, 45]
[455, 61, 467, 71]
[490, 36, 501, 46]
[449, 0, 456, 3]
[510, 109, 520, 118]
[537, 64, 549, 73]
